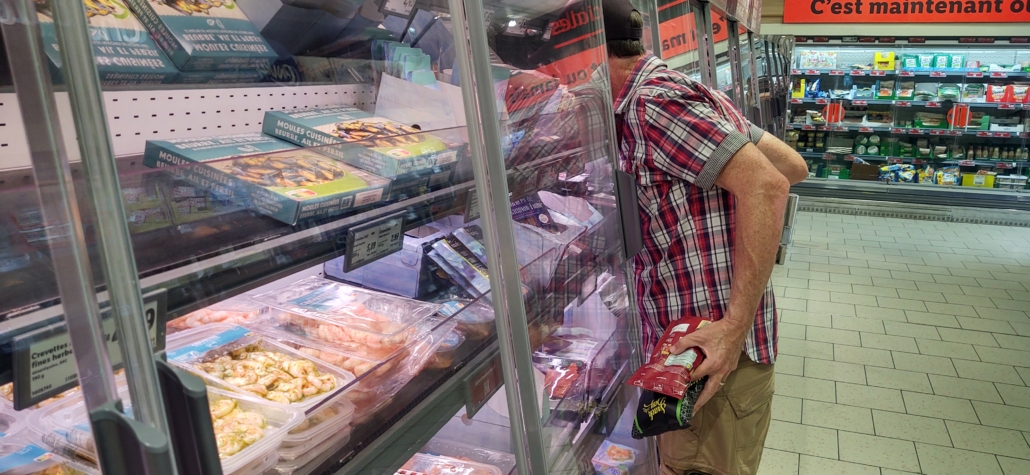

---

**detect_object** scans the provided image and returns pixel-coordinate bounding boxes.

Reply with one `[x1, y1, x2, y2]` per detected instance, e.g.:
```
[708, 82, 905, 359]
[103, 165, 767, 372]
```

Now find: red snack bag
[628, 316, 712, 399]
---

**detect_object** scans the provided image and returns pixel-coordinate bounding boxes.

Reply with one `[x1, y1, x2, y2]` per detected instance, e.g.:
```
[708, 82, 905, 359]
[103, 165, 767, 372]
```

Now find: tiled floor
[758, 212, 1030, 475]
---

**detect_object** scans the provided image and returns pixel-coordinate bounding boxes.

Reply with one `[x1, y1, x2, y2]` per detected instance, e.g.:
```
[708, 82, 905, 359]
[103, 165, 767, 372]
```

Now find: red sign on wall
[657, 0, 730, 59]
[784, 0, 1030, 23]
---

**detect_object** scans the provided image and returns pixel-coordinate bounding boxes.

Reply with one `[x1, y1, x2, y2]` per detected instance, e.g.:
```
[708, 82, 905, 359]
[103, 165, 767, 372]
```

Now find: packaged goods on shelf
[428, 330, 466, 369]
[166, 297, 267, 334]
[420, 439, 516, 475]
[262, 107, 460, 178]
[250, 276, 443, 361]
[962, 83, 986, 102]
[873, 52, 895, 71]
[429, 237, 492, 297]
[120, 175, 174, 234]
[277, 400, 354, 461]
[164, 179, 244, 225]
[399, 452, 502, 475]
[324, 215, 466, 298]
[591, 440, 639, 475]
[143, 133, 389, 225]
[961, 172, 996, 188]
[996, 175, 1028, 190]
[438, 300, 495, 340]
[37, 0, 178, 85]
[166, 324, 354, 410]
[798, 50, 837, 69]
[0, 412, 22, 437]
[175, 70, 269, 84]
[273, 425, 351, 474]
[29, 380, 304, 472]
[0, 437, 97, 474]
[123, 0, 277, 72]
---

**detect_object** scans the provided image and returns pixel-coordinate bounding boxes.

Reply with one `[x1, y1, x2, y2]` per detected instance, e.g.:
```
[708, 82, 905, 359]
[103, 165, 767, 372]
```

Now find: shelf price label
[834, 126, 850, 131]
[844, 155, 855, 161]
[829, 70, 845, 76]
[815, 98, 829, 104]
[852, 100, 868, 106]
[380, 0, 417, 17]
[913, 159, 927, 165]
[899, 71, 916, 77]
[805, 69, 821, 75]
[11, 290, 167, 410]
[910, 129, 925, 135]
[850, 70, 867, 76]
[994, 132, 1011, 138]
[343, 212, 405, 273]
[1020, 132, 1030, 139]
[892, 128, 906, 134]
[871, 70, 887, 76]
[801, 125, 816, 130]
[896, 101, 912, 107]
[977, 131, 992, 137]
[465, 355, 504, 418]
[998, 104, 1017, 110]
[791, 69, 802, 75]
[930, 71, 947, 77]
[822, 153, 835, 160]
[958, 160, 976, 166]
[791, 98, 803, 104]
[990, 72, 1008, 78]
[966, 72, 983, 78]
[996, 162, 1013, 169]
[925, 102, 941, 108]
[888, 157, 903, 164]
[930, 129, 947, 135]
[859, 127, 874, 132]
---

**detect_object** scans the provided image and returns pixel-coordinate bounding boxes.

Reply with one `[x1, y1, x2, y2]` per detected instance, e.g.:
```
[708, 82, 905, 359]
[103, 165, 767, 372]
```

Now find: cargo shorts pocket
[727, 369, 774, 475]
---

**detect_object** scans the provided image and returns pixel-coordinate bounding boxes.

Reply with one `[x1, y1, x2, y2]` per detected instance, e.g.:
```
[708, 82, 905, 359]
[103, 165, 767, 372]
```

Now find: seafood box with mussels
[143, 133, 390, 225]
[263, 107, 460, 178]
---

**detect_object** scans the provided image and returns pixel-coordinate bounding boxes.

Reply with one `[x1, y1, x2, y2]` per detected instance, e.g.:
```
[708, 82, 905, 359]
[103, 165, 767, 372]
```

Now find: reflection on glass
[656, 0, 702, 79]
[711, 7, 733, 98]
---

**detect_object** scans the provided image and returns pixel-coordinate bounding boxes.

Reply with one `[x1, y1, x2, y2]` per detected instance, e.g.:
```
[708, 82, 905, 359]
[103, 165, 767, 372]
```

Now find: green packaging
[262, 107, 460, 178]
[933, 54, 950, 70]
[124, 0, 277, 72]
[918, 54, 935, 69]
[901, 54, 919, 70]
[142, 133, 390, 225]
[950, 54, 965, 69]
[37, 0, 178, 85]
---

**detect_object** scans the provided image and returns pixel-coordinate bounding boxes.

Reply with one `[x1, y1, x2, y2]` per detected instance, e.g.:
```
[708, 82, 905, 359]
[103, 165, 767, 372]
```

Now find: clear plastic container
[439, 300, 495, 340]
[0, 436, 98, 474]
[399, 453, 503, 475]
[166, 324, 355, 412]
[0, 412, 23, 438]
[421, 439, 516, 475]
[428, 330, 465, 369]
[29, 384, 303, 475]
[251, 277, 442, 360]
[167, 297, 267, 334]
[273, 426, 352, 474]
[280, 399, 354, 451]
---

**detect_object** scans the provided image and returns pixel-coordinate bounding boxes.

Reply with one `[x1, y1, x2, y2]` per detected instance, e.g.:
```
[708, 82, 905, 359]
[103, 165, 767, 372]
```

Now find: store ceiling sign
[783, 0, 1030, 23]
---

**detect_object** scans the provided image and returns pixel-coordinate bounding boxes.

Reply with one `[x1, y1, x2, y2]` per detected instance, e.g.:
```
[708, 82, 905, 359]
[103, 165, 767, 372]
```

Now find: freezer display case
[783, 42, 1030, 209]
[0, 0, 667, 473]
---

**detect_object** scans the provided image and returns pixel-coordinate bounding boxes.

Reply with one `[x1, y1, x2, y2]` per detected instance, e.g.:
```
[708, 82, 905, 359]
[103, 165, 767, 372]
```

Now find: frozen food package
[0, 437, 97, 475]
[591, 440, 639, 475]
[400, 453, 503, 475]
[430, 239, 492, 297]
[628, 316, 712, 399]
[167, 298, 267, 334]
[166, 324, 353, 411]
[30, 383, 302, 474]
[251, 276, 442, 360]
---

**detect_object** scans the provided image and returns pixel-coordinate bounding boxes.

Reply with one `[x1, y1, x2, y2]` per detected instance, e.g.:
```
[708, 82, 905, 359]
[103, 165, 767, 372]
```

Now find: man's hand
[670, 318, 750, 414]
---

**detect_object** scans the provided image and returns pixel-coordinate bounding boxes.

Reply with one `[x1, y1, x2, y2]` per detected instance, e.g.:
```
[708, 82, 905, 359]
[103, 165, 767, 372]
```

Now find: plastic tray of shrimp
[0, 436, 98, 475]
[250, 277, 443, 361]
[165, 324, 355, 413]
[28, 382, 303, 475]
[166, 297, 267, 334]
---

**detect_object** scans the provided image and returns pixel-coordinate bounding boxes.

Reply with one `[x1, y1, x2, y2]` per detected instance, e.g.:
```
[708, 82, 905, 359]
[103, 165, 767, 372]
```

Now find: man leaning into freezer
[600, 0, 808, 473]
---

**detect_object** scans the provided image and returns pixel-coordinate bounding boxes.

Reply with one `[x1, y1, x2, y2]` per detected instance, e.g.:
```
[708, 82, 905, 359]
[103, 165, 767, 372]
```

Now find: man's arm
[756, 131, 808, 184]
[671, 142, 789, 412]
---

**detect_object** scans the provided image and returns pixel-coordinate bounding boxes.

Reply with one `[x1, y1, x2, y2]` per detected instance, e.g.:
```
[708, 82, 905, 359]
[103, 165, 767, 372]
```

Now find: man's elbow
[785, 152, 808, 185]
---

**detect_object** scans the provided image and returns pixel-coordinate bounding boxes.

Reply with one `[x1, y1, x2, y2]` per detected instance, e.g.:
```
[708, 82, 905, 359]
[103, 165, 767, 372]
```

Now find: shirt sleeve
[749, 123, 766, 145]
[639, 95, 753, 191]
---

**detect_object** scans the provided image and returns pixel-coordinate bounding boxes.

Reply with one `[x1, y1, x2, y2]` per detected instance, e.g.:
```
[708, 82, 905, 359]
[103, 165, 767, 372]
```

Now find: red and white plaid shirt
[614, 54, 778, 364]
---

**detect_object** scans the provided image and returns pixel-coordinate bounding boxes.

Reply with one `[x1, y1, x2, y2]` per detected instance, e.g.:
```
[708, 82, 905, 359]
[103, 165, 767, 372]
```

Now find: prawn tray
[143, 133, 390, 225]
[0, 437, 97, 475]
[166, 324, 355, 413]
[250, 276, 443, 361]
[123, 0, 277, 72]
[38, 0, 178, 86]
[31, 382, 303, 475]
[280, 399, 354, 453]
[166, 297, 267, 334]
[262, 107, 460, 178]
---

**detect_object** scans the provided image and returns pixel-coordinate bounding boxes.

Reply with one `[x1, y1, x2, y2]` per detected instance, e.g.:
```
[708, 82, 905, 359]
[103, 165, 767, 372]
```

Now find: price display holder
[380, 0, 417, 18]
[464, 189, 480, 223]
[343, 211, 406, 273]
[465, 354, 503, 418]
[10, 289, 167, 410]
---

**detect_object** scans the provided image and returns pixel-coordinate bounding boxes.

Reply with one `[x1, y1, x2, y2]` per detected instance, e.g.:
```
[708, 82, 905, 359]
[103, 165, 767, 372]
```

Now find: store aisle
[757, 211, 1030, 475]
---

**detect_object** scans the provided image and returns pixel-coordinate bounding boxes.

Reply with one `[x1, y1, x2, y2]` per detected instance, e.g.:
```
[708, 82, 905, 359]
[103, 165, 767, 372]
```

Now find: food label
[465, 355, 503, 418]
[344, 212, 405, 273]
[11, 290, 166, 410]
[0, 444, 58, 472]
[628, 317, 711, 399]
[166, 326, 252, 362]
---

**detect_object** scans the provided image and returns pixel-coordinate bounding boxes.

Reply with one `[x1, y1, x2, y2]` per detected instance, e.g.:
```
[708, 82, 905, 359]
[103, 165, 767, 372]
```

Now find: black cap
[603, 0, 643, 42]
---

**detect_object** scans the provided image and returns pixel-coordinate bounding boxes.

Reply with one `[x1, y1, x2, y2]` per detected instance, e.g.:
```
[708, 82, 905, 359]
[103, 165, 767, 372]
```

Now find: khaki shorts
[658, 352, 775, 475]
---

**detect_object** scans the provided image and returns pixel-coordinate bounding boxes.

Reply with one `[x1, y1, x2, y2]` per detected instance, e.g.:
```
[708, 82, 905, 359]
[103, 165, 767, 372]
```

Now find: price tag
[949, 130, 962, 136]
[859, 127, 874, 132]
[996, 162, 1013, 169]
[913, 159, 927, 165]
[343, 212, 405, 273]
[998, 104, 1017, 110]
[977, 131, 992, 137]
[816, 98, 829, 104]
[791, 98, 803, 104]
[844, 155, 855, 161]
[896, 101, 912, 107]
[834, 126, 850, 131]
[379, 0, 416, 17]
[852, 100, 868, 106]
[899, 71, 916, 77]
[830, 70, 845, 76]
[958, 160, 975, 166]
[994, 132, 1011, 138]
[850, 70, 867, 76]
[990, 72, 1008, 78]
[930, 129, 947, 135]
[791, 69, 802, 75]
[926, 101, 941, 108]
[967, 72, 983, 78]
[892, 128, 906, 134]
[888, 157, 903, 164]
[823, 154, 835, 160]
[910, 129, 925, 134]
[1020, 132, 1030, 139]
[801, 125, 816, 130]
[930, 71, 947, 77]
[465, 355, 504, 418]
[11, 290, 167, 410]
[805, 69, 821, 75]
[871, 70, 887, 76]
[818, 126, 832, 131]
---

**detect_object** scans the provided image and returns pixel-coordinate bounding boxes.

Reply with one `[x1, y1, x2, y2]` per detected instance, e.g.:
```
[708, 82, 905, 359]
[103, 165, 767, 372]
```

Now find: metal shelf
[791, 68, 1030, 78]
[792, 179, 1030, 211]
[790, 97, 1025, 110]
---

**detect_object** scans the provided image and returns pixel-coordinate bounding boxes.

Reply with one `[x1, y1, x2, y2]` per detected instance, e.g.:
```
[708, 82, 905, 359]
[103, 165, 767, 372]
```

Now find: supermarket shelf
[790, 97, 1026, 110]
[788, 123, 1028, 138]
[790, 68, 1030, 78]
[791, 179, 1030, 211]
[811, 153, 1029, 169]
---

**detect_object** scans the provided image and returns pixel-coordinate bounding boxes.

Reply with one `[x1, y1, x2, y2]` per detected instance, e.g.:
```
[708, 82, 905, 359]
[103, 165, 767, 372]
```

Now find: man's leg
[657, 352, 775, 475]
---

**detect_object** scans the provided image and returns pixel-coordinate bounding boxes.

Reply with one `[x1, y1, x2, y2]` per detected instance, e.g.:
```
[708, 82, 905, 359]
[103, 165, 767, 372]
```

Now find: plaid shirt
[614, 54, 778, 365]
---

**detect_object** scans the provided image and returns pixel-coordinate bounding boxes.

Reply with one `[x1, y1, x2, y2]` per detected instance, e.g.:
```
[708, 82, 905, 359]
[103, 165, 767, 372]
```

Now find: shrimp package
[251, 277, 442, 361]
[591, 441, 639, 475]
[167, 297, 267, 334]
[627, 316, 711, 399]
[165, 324, 355, 413]
[29, 383, 303, 475]
[0, 436, 97, 475]
[398, 453, 503, 475]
